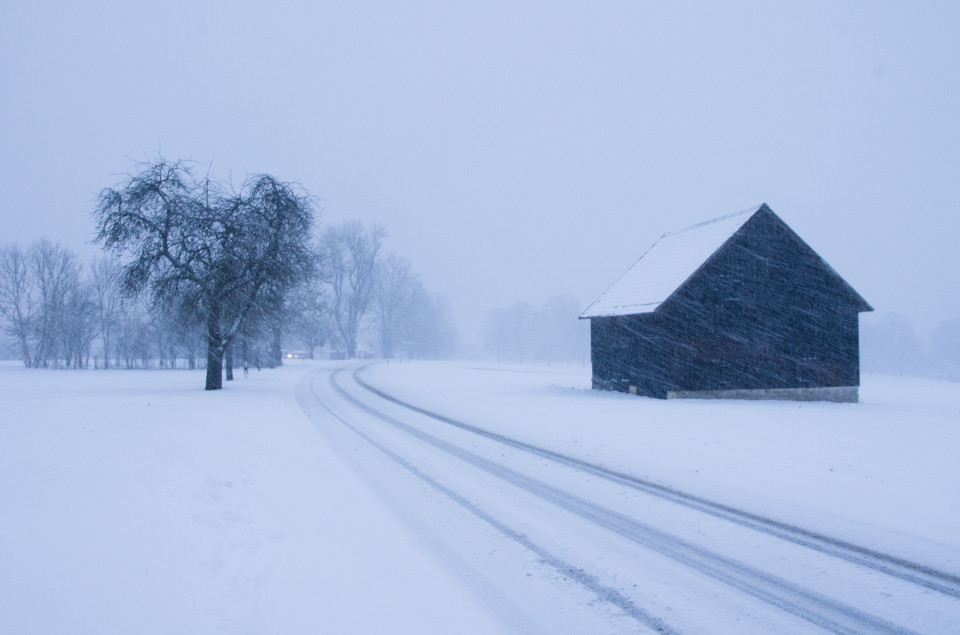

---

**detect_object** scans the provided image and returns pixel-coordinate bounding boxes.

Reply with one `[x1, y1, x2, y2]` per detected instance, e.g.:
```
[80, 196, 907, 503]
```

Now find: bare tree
[58, 274, 98, 368]
[30, 239, 83, 367]
[93, 158, 316, 390]
[0, 243, 36, 366]
[90, 257, 122, 368]
[0, 239, 85, 367]
[373, 253, 417, 358]
[322, 221, 385, 358]
[286, 275, 330, 359]
[112, 295, 151, 368]
[403, 286, 458, 359]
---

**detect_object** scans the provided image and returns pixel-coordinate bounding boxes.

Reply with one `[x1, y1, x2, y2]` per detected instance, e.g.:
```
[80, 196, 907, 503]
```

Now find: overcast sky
[2, 1, 958, 343]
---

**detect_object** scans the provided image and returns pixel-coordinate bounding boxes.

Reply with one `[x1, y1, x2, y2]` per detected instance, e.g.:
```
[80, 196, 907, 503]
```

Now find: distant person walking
[243, 361, 249, 377]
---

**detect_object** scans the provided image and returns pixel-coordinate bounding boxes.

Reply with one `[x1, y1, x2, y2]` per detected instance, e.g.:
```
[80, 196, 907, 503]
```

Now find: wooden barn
[580, 204, 873, 402]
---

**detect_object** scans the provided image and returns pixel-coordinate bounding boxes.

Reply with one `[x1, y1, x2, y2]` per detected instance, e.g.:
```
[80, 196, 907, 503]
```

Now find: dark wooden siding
[590, 209, 863, 398]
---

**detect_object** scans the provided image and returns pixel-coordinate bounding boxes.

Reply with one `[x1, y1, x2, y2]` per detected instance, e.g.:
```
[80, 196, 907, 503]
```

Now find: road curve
[297, 363, 958, 634]
[352, 365, 960, 600]
[297, 364, 674, 634]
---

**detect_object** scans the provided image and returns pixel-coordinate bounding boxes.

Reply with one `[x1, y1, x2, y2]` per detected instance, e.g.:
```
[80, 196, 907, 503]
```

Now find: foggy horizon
[3, 2, 958, 344]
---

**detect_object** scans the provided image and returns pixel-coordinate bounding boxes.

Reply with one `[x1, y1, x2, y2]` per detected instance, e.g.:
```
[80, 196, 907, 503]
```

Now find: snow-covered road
[5, 361, 956, 633]
[296, 363, 960, 634]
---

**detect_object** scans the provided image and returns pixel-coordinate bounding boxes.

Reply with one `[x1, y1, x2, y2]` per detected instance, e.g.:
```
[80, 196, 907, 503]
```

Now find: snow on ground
[360, 361, 960, 576]
[0, 361, 504, 635]
[3, 359, 959, 633]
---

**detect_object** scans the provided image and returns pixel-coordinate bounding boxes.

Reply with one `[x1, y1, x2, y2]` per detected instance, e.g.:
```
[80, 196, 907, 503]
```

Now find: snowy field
[361, 361, 960, 568]
[0, 361, 503, 634]
[2, 359, 959, 633]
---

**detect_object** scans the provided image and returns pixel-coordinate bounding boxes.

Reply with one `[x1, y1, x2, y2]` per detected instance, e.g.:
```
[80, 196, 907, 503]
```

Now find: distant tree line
[318, 221, 457, 361]
[481, 295, 589, 364]
[0, 157, 457, 388]
[0, 239, 99, 370]
[0, 245, 232, 372]
[861, 313, 960, 380]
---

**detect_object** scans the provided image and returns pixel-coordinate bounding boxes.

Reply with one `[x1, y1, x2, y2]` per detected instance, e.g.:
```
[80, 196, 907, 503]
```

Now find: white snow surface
[361, 361, 960, 562]
[580, 205, 759, 318]
[2, 359, 960, 633]
[0, 362, 504, 635]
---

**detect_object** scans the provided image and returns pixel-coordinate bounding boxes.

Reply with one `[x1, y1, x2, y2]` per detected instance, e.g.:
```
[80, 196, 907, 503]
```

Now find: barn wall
[591, 314, 673, 398]
[590, 317, 631, 391]
[590, 209, 864, 398]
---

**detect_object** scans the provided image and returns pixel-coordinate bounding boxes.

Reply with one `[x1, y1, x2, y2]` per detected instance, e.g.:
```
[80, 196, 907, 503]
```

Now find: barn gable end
[582, 204, 873, 401]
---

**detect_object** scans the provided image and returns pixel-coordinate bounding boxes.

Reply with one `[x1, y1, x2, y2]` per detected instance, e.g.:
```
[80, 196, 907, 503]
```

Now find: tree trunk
[19, 337, 31, 367]
[345, 332, 357, 359]
[225, 343, 234, 381]
[205, 310, 223, 391]
[271, 325, 283, 367]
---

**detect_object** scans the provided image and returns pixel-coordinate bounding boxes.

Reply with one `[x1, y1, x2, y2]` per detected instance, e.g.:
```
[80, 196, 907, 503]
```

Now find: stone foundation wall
[665, 385, 859, 403]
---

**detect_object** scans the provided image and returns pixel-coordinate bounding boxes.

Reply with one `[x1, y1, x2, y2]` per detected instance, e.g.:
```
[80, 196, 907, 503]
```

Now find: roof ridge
[660, 203, 763, 238]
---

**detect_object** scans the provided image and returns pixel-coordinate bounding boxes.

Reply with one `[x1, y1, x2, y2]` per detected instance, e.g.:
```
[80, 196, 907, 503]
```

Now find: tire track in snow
[334, 367, 918, 635]
[352, 364, 960, 601]
[298, 368, 675, 634]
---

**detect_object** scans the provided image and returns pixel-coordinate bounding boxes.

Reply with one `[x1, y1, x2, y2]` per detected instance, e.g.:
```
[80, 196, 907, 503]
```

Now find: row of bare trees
[1, 226, 458, 375]
[302, 220, 457, 361]
[0, 240, 96, 369]
[1, 158, 458, 388]
[0, 243, 273, 372]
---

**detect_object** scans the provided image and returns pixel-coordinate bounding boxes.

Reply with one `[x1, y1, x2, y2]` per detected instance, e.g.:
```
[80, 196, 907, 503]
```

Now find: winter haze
[1, 1, 958, 344]
[4, 4, 960, 632]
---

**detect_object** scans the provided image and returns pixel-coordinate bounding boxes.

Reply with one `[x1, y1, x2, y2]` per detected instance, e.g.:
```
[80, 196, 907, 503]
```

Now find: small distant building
[314, 344, 345, 361]
[580, 204, 873, 402]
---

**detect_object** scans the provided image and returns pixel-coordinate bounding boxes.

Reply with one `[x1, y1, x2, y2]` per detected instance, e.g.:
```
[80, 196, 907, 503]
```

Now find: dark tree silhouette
[93, 158, 315, 390]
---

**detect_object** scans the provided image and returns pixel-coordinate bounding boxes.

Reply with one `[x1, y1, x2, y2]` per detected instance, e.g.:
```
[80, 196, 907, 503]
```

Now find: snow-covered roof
[580, 205, 762, 318]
